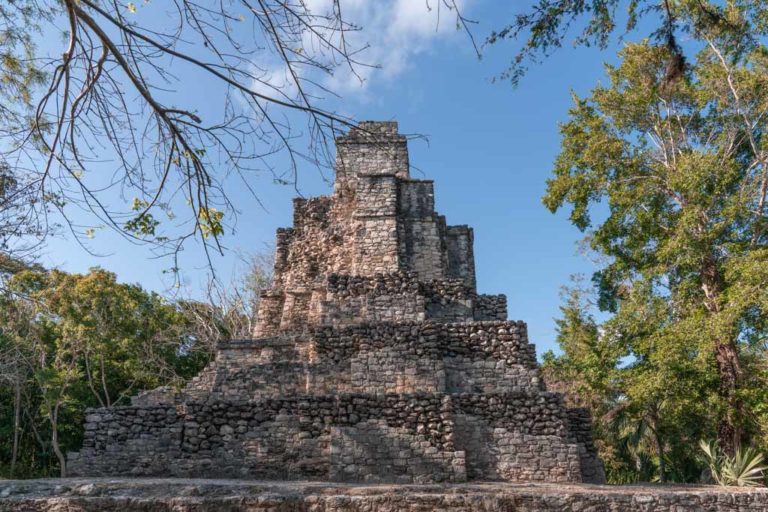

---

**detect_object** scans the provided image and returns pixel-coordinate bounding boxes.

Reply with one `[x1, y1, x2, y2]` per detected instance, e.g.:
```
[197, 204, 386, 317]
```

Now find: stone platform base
[1, 478, 767, 511]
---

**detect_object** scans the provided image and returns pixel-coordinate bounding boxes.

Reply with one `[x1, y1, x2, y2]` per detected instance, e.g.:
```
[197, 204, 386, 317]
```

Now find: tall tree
[545, 277, 731, 483]
[542, 34, 768, 454]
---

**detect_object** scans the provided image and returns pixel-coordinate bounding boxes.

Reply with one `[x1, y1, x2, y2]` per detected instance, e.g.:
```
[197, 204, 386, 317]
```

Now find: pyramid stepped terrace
[67, 121, 605, 484]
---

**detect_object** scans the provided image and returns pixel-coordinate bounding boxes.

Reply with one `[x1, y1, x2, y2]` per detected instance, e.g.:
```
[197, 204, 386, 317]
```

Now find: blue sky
[39, 1, 631, 355]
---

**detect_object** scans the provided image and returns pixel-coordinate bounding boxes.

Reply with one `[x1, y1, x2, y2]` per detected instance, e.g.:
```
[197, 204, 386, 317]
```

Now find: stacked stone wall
[320, 272, 507, 325]
[310, 321, 536, 366]
[186, 358, 543, 399]
[334, 121, 410, 195]
[330, 421, 465, 483]
[444, 357, 542, 393]
[71, 394, 459, 480]
[184, 322, 540, 399]
[567, 407, 606, 483]
[445, 225, 476, 288]
[453, 414, 582, 482]
[256, 122, 482, 336]
[399, 216, 448, 282]
[71, 406, 184, 476]
[70, 392, 591, 483]
[473, 294, 508, 321]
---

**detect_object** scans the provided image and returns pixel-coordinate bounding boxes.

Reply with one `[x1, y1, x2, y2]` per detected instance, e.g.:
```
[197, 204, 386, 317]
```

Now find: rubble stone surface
[3, 478, 768, 512]
[67, 121, 605, 484]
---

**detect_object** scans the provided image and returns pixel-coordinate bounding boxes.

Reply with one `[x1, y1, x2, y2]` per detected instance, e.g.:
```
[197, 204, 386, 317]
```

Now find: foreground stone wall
[3, 479, 768, 512]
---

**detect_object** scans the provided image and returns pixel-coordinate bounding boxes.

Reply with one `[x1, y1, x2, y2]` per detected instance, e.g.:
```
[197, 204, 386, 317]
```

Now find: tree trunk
[11, 379, 21, 477]
[714, 339, 742, 455]
[649, 411, 666, 483]
[655, 435, 666, 483]
[701, 253, 742, 455]
[50, 404, 67, 478]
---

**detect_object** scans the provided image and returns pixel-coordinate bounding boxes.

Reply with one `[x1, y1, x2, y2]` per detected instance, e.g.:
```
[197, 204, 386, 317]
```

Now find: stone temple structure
[67, 121, 605, 484]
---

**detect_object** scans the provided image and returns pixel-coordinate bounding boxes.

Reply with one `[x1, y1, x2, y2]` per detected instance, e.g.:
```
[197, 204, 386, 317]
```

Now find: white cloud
[333, 0, 471, 90]
[250, 0, 472, 100]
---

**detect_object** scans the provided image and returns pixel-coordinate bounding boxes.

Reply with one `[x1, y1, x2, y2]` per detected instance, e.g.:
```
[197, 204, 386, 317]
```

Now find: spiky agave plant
[699, 440, 767, 487]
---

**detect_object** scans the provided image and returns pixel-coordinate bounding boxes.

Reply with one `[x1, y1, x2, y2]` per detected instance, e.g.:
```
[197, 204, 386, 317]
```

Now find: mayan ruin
[65, 121, 605, 484]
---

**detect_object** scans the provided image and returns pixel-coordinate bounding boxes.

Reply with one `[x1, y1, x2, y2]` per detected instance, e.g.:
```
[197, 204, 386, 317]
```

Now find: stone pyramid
[68, 121, 605, 484]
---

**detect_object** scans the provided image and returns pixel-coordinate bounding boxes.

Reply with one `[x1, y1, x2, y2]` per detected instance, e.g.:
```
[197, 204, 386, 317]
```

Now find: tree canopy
[539, 7, 768, 478]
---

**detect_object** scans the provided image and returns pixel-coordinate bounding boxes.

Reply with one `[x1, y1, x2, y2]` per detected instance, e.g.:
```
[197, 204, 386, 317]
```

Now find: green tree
[0, 267, 207, 477]
[543, 33, 768, 456]
[546, 278, 721, 483]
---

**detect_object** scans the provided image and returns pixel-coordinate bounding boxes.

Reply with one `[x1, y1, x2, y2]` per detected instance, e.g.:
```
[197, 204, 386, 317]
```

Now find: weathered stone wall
[329, 421, 465, 484]
[445, 225, 476, 288]
[567, 407, 606, 484]
[69, 392, 595, 483]
[473, 294, 508, 321]
[70, 406, 184, 477]
[349, 347, 445, 394]
[334, 121, 410, 194]
[71, 394, 456, 480]
[255, 122, 486, 336]
[352, 175, 401, 276]
[453, 414, 582, 482]
[312, 321, 537, 368]
[318, 272, 507, 326]
[444, 357, 542, 393]
[186, 321, 539, 399]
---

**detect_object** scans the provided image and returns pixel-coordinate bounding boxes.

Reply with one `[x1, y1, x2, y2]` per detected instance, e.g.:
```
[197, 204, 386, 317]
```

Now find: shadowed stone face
[66, 121, 605, 485]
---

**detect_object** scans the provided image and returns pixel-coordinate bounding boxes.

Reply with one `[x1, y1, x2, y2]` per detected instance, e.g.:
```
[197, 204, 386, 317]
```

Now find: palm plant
[699, 440, 767, 487]
[602, 400, 675, 483]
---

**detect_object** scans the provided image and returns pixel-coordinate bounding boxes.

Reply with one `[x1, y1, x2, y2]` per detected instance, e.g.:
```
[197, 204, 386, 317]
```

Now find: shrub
[699, 440, 767, 487]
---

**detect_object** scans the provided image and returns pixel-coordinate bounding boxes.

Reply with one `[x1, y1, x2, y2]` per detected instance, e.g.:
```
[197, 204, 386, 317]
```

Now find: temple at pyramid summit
[67, 121, 605, 484]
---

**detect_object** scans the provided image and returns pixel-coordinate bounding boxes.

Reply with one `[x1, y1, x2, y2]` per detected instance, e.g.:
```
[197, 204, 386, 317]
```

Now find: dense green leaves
[543, 9, 768, 479]
[0, 268, 211, 477]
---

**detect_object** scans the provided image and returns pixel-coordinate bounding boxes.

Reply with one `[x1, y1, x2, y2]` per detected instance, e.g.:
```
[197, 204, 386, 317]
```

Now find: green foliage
[0, 267, 211, 477]
[542, 7, 768, 478]
[125, 213, 160, 237]
[700, 440, 767, 487]
[544, 280, 711, 483]
[198, 207, 224, 240]
[124, 198, 160, 237]
[0, 2, 52, 112]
